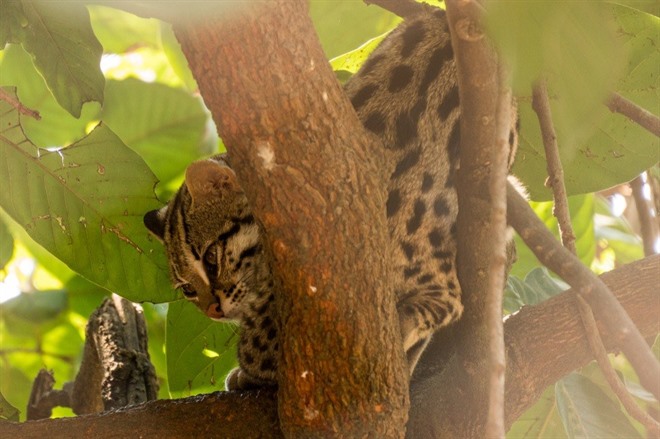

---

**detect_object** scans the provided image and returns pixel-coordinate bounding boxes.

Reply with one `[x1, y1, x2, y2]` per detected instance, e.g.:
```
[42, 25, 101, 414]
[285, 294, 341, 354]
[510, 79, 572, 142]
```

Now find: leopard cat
[144, 6, 518, 390]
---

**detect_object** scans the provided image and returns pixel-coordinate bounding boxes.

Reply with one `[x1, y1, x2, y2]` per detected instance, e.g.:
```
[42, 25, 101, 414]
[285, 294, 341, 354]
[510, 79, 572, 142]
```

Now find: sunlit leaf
[160, 25, 198, 91]
[504, 267, 567, 314]
[101, 78, 217, 186]
[556, 373, 641, 438]
[0, 88, 175, 303]
[21, 2, 104, 117]
[0, 45, 101, 148]
[88, 5, 161, 54]
[0, 290, 67, 323]
[166, 300, 237, 397]
[331, 33, 388, 77]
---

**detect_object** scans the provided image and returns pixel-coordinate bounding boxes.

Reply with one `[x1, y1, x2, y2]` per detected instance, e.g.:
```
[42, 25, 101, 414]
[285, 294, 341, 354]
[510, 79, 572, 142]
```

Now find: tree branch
[606, 92, 660, 138]
[631, 175, 658, 257]
[533, 80, 659, 432]
[507, 183, 660, 400]
[444, 0, 512, 436]
[6, 256, 656, 438]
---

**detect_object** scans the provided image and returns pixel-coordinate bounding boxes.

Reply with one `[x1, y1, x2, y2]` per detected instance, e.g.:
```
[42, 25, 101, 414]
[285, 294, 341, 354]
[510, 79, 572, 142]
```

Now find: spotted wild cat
[144, 6, 518, 390]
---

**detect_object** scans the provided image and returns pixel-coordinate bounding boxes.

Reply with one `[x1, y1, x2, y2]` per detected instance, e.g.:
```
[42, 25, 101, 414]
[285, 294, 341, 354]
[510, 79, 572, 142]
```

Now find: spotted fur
[144, 6, 518, 389]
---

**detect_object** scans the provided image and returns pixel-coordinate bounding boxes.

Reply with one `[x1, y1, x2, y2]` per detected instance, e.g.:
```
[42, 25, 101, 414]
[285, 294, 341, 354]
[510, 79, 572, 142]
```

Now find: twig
[606, 92, 660, 138]
[577, 295, 660, 434]
[445, 0, 509, 436]
[631, 175, 658, 257]
[0, 87, 41, 120]
[532, 81, 576, 254]
[363, 0, 426, 18]
[532, 80, 660, 434]
[507, 182, 660, 401]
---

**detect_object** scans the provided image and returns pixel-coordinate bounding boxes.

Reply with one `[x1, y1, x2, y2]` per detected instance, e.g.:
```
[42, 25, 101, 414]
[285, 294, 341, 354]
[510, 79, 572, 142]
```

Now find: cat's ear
[144, 206, 168, 241]
[185, 159, 240, 202]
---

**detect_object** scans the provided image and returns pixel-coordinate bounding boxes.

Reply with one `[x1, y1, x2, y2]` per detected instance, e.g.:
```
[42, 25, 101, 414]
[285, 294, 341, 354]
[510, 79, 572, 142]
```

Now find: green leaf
[330, 33, 388, 77]
[101, 78, 217, 186]
[310, 0, 400, 59]
[555, 373, 641, 438]
[491, 3, 659, 199]
[160, 24, 198, 91]
[0, 0, 27, 46]
[507, 386, 566, 439]
[504, 268, 567, 313]
[166, 300, 237, 397]
[0, 216, 14, 270]
[0, 391, 20, 422]
[0, 45, 101, 148]
[21, 1, 104, 118]
[0, 88, 175, 303]
[88, 5, 161, 54]
[0, 290, 67, 323]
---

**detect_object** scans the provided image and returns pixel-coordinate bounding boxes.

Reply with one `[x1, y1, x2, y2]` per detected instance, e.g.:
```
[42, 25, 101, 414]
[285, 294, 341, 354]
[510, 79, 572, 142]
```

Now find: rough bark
[173, 2, 407, 437]
[5, 255, 657, 437]
[24, 295, 158, 419]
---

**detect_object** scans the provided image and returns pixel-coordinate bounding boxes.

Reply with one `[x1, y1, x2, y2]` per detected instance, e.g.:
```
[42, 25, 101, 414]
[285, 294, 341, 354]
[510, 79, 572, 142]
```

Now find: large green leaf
[0, 88, 175, 302]
[0, 391, 20, 422]
[490, 3, 659, 200]
[556, 373, 641, 438]
[101, 78, 217, 186]
[504, 267, 568, 314]
[20, 1, 104, 118]
[0, 45, 101, 148]
[88, 5, 161, 54]
[166, 300, 237, 397]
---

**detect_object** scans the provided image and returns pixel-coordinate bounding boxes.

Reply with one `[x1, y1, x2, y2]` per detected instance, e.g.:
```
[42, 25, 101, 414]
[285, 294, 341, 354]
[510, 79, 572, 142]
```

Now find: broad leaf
[0, 0, 26, 47]
[166, 300, 238, 397]
[507, 386, 566, 439]
[0, 88, 175, 302]
[0, 391, 20, 422]
[556, 373, 641, 438]
[101, 78, 217, 186]
[0, 45, 101, 148]
[21, 1, 104, 118]
[504, 267, 567, 314]
[88, 5, 162, 54]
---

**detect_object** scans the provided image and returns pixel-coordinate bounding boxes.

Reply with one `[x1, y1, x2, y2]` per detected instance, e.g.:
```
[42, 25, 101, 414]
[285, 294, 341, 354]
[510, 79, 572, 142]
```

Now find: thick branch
[631, 175, 658, 257]
[507, 183, 660, 400]
[173, 2, 407, 437]
[444, 0, 512, 436]
[6, 257, 656, 438]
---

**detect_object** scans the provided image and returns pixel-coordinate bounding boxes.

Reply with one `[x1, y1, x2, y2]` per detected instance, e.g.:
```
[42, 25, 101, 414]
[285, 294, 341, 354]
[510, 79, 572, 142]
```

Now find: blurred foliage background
[0, 1, 657, 436]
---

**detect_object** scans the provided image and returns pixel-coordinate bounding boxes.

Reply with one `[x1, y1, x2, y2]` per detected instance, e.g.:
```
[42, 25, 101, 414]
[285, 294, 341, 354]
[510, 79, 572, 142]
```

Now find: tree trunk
[173, 2, 408, 437]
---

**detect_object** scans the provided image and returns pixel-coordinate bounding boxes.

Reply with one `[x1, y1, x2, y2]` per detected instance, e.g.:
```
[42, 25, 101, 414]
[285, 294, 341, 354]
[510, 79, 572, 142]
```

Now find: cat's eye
[181, 284, 197, 299]
[204, 247, 218, 267]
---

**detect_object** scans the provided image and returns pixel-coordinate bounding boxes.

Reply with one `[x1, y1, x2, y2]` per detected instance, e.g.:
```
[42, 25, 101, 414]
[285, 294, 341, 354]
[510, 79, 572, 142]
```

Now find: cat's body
[144, 6, 517, 389]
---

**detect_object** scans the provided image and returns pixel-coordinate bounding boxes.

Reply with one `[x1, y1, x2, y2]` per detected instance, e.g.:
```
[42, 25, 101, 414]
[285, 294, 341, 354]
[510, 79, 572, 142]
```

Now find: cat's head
[144, 155, 263, 322]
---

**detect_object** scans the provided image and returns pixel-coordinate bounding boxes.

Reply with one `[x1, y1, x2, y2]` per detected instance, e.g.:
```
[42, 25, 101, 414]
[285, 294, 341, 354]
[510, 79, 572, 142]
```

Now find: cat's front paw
[225, 367, 276, 391]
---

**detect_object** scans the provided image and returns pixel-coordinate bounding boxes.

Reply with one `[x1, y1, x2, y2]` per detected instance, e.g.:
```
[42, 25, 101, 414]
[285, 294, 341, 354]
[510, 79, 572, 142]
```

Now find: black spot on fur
[392, 148, 421, 180]
[386, 189, 402, 218]
[401, 242, 416, 261]
[364, 111, 387, 134]
[406, 199, 426, 234]
[243, 352, 254, 365]
[433, 250, 453, 260]
[428, 228, 443, 248]
[267, 327, 277, 341]
[419, 42, 453, 95]
[260, 316, 273, 330]
[400, 20, 426, 58]
[433, 195, 450, 217]
[438, 85, 459, 121]
[389, 65, 414, 92]
[421, 173, 434, 192]
[395, 112, 418, 148]
[260, 358, 275, 372]
[350, 84, 378, 110]
[441, 261, 453, 273]
[417, 274, 434, 285]
[404, 266, 421, 279]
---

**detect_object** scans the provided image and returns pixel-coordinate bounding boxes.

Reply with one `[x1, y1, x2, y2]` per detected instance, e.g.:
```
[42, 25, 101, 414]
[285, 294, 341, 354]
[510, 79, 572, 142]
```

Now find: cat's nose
[206, 303, 224, 320]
